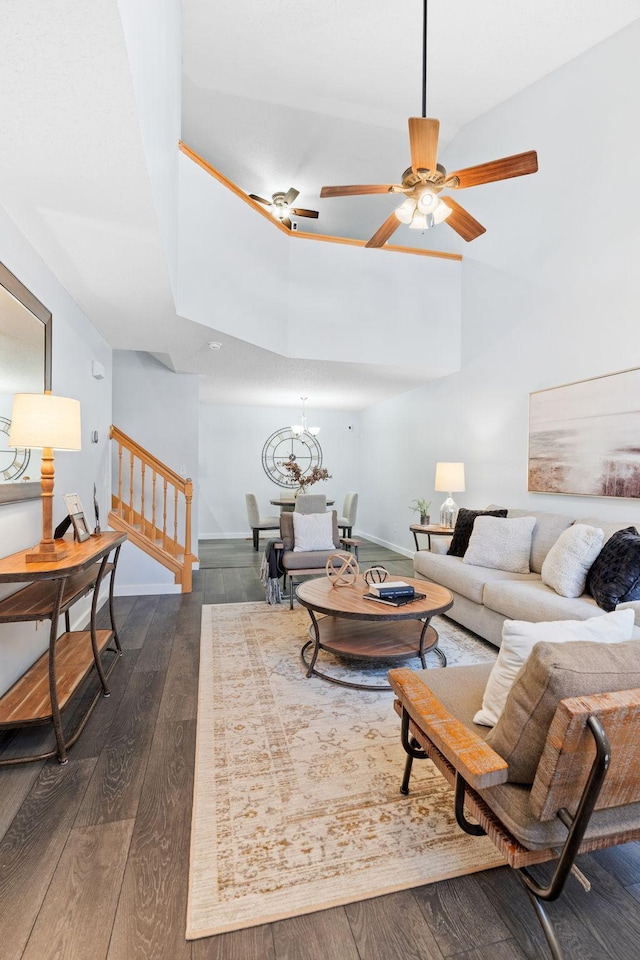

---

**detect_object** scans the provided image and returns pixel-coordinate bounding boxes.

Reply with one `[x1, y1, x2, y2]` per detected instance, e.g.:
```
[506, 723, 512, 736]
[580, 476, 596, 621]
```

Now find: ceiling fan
[320, 1, 538, 248]
[248, 187, 319, 230]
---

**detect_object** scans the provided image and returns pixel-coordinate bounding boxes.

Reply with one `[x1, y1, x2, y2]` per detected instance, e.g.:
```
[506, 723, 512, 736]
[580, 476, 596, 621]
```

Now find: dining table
[270, 497, 335, 512]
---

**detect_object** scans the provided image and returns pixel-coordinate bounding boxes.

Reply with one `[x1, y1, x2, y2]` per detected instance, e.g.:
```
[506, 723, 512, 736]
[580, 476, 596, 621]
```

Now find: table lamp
[9, 393, 82, 562]
[434, 462, 465, 528]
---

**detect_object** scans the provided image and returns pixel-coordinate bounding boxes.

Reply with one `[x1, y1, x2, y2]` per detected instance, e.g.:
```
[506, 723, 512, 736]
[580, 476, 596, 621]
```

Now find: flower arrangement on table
[282, 460, 332, 494]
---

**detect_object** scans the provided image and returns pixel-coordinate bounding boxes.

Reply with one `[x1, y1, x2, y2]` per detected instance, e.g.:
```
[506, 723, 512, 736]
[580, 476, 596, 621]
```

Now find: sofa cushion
[473, 609, 635, 727]
[282, 549, 349, 571]
[485, 638, 640, 784]
[483, 578, 603, 623]
[413, 551, 539, 605]
[464, 515, 537, 574]
[541, 523, 604, 598]
[574, 517, 639, 545]
[500, 509, 573, 573]
[447, 507, 507, 557]
[586, 526, 640, 612]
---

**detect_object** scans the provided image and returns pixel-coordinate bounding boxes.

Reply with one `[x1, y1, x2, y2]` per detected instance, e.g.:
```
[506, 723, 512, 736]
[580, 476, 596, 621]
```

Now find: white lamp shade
[434, 462, 465, 493]
[9, 393, 82, 451]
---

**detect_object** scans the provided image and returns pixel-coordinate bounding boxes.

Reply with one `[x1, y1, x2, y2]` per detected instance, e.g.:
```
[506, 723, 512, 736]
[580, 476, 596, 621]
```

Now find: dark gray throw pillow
[587, 526, 640, 612]
[447, 507, 508, 557]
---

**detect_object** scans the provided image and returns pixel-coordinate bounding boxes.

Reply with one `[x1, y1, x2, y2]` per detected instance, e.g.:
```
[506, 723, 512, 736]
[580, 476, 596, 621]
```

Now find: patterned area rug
[187, 601, 503, 939]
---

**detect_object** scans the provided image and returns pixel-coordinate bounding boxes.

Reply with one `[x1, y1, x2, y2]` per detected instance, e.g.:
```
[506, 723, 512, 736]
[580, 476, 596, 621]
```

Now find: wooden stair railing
[108, 426, 197, 593]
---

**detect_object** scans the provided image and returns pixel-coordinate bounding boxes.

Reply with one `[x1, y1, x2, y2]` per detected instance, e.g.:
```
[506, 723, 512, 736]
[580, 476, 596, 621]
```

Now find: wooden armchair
[389, 638, 640, 960]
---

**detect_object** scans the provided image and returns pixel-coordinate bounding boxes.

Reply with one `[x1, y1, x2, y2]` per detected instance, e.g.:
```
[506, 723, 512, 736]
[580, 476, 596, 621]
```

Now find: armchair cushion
[280, 510, 340, 552]
[473, 608, 635, 728]
[486, 638, 640, 784]
[292, 511, 334, 552]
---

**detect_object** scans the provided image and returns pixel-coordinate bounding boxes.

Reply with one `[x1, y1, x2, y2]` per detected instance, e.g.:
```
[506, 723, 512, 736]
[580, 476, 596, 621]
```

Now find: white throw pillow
[463, 515, 537, 574]
[292, 511, 334, 552]
[541, 523, 604, 598]
[473, 608, 636, 727]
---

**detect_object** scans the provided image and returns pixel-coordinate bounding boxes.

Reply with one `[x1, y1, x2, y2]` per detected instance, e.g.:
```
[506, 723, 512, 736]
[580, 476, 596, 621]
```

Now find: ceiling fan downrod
[421, 0, 428, 119]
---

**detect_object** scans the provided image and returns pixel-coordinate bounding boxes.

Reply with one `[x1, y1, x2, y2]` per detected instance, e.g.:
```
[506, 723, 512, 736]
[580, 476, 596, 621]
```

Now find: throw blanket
[260, 539, 284, 604]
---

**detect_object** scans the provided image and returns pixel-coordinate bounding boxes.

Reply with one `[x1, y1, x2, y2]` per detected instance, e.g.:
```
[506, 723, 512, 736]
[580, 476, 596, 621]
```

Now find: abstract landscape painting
[529, 367, 640, 499]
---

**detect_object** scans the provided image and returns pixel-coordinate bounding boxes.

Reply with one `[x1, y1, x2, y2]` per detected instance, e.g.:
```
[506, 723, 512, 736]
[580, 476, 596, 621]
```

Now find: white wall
[0, 206, 113, 695]
[177, 152, 462, 374]
[359, 22, 640, 555]
[112, 350, 199, 593]
[117, 0, 182, 299]
[198, 403, 361, 538]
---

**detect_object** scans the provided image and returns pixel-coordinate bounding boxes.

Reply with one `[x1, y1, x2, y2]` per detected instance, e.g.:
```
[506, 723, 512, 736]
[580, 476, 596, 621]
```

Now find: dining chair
[245, 493, 280, 551]
[294, 493, 327, 514]
[337, 492, 358, 538]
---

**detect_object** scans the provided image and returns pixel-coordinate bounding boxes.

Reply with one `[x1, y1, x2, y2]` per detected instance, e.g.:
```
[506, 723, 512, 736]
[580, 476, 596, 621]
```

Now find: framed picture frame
[64, 493, 91, 542]
[70, 511, 91, 543]
[528, 366, 640, 499]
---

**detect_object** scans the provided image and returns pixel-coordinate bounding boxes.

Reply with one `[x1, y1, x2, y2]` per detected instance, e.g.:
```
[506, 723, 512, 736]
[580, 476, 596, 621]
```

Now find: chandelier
[291, 397, 320, 437]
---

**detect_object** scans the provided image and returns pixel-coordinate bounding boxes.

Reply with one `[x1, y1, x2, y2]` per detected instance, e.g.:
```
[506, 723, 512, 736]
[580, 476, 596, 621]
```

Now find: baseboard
[199, 532, 250, 541]
[114, 583, 182, 596]
[358, 531, 413, 559]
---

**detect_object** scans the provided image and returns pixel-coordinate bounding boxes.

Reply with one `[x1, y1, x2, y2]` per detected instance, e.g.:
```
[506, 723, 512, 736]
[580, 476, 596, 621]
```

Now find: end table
[410, 523, 453, 551]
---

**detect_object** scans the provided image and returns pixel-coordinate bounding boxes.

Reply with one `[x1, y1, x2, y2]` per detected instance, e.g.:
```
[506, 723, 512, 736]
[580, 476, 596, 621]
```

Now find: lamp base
[440, 495, 458, 529]
[25, 540, 68, 563]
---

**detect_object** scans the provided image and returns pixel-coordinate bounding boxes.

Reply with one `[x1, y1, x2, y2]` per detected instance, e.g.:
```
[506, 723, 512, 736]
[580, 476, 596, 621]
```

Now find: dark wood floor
[2, 536, 640, 959]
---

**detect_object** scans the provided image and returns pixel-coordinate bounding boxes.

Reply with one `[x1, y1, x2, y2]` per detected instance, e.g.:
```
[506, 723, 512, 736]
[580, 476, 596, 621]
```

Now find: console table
[0, 531, 126, 765]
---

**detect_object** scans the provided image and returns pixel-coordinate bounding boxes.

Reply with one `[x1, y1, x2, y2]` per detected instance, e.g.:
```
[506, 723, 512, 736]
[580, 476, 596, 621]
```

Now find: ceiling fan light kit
[319, 0, 538, 249]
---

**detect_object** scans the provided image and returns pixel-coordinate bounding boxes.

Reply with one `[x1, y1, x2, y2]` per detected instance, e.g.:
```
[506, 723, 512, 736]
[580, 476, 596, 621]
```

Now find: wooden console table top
[0, 531, 125, 582]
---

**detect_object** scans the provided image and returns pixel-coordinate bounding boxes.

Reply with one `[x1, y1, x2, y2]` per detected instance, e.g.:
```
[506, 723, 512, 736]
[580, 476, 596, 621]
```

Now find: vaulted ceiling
[2, 1, 639, 409]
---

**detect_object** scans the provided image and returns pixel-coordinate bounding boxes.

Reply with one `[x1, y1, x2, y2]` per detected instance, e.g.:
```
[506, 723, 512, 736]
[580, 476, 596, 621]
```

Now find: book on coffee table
[363, 591, 426, 607]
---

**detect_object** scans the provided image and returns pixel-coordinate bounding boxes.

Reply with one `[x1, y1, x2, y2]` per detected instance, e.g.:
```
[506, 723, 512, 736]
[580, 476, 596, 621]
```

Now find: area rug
[187, 602, 504, 939]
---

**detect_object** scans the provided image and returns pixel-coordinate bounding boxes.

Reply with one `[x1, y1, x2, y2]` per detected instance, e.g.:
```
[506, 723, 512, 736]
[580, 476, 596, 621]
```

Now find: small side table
[410, 523, 453, 551]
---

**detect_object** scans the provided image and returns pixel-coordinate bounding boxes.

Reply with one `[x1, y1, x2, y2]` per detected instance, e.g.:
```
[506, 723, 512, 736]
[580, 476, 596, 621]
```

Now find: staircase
[108, 425, 197, 593]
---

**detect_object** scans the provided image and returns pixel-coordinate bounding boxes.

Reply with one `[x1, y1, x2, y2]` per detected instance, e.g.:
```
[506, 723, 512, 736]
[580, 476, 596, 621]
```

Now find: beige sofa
[413, 507, 640, 647]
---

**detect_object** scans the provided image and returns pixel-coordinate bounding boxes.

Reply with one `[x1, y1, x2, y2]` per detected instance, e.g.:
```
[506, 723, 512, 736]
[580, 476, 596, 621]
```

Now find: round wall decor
[261, 427, 323, 488]
[0, 416, 30, 482]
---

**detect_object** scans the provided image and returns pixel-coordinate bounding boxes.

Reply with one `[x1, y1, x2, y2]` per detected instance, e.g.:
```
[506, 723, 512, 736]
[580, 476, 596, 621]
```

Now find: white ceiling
[2, 1, 640, 411]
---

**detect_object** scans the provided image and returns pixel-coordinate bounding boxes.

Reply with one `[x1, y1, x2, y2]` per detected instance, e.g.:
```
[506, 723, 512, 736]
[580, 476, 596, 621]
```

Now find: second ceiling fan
[320, 1, 538, 248]
[249, 187, 319, 230]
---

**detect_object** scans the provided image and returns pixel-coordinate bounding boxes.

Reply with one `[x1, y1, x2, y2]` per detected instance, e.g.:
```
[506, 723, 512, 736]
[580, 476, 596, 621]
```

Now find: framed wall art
[528, 367, 640, 499]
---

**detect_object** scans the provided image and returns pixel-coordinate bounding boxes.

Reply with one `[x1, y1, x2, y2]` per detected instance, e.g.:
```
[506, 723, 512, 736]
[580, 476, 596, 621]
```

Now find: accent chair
[389, 638, 640, 960]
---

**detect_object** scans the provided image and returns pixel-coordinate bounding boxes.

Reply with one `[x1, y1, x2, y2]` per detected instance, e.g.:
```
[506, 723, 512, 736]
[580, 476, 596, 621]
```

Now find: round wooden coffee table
[295, 575, 453, 690]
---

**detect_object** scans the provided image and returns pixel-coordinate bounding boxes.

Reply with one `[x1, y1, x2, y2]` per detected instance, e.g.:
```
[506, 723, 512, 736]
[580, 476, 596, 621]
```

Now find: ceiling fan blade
[440, 197, 486, 242]
[408, 117, 440, 172]
[320, 184, 395, 198]
[365, 212, 401, 248]
[283, 187, 299, 205]
[282, 216, 292, 230]
[446, 150, 538, 189]
[248, 193, 270, 206]
[290, 208, 319, 219]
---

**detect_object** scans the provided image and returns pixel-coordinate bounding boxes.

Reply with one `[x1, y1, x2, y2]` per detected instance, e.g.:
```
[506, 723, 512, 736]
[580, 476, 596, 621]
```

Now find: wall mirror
[0, 262, 52, 504]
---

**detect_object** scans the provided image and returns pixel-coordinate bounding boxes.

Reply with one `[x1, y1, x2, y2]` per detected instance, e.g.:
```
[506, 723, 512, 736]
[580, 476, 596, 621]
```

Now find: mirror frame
[0, 262, 52, 504]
